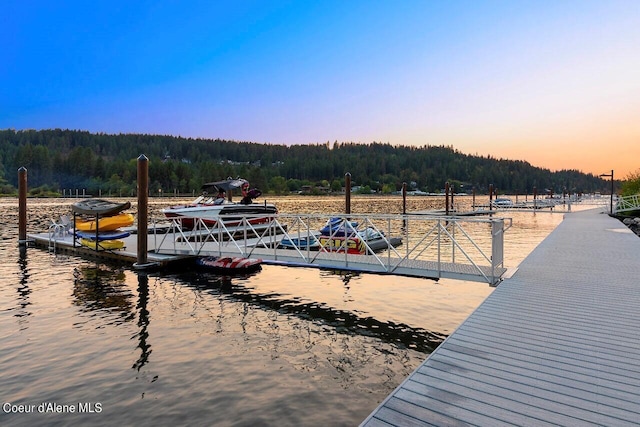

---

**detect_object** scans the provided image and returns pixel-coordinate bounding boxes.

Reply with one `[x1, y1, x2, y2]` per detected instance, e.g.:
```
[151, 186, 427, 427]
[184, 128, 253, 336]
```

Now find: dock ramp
[152, 213, 510, 285]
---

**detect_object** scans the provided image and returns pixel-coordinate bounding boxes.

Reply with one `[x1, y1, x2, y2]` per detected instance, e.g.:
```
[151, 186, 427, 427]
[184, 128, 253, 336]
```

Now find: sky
[1, 0, 639, 178]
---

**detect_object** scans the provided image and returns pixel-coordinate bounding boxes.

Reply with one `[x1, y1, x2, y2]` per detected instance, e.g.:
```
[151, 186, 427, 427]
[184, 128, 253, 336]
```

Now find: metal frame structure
[153, 213, 511, 285]
[614, 194, 640, 214]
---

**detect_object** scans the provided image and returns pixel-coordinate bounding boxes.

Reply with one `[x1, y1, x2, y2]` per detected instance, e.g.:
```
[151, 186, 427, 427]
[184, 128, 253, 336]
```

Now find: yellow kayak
[74, 213, 135, 232]
[79, 238, 125, 251]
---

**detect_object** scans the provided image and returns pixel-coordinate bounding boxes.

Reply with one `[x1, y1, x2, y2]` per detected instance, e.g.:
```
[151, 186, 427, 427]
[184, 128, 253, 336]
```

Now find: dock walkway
[31, 213, 509, 285]
[362, 208, 640, 426]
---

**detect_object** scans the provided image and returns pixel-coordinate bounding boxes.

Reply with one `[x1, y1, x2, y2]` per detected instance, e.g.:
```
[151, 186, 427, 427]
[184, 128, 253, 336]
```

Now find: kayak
[79, 238, 125, 251]
[72, 198, 131, 216]
[74, 213, 135, 232]
[196, 256, 262, 274]
[76, 230, 131, 241]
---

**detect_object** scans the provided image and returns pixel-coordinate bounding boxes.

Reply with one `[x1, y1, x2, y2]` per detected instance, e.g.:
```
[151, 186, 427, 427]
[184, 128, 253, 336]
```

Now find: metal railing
[153, 213, 511, 285]
[614, 194, 640, 214]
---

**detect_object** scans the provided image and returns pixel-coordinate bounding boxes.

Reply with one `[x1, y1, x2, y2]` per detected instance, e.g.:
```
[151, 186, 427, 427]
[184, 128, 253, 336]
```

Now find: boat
[319, 217, 359, 236]
[278, 234, 321, 250]
[72, 199, 131, 216]
[76, 230, 131, 241]
[318, 217, 402, 254]
[74, 213, 135, 232]
[162, 178, 277, 229]
[79, 238, 125, 251]
[196, 256, 263, 274]
[491, 197, 514, 208]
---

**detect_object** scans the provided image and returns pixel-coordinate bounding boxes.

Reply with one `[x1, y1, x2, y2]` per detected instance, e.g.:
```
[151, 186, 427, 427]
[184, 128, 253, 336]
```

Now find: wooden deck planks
[362, 209, 640, 426]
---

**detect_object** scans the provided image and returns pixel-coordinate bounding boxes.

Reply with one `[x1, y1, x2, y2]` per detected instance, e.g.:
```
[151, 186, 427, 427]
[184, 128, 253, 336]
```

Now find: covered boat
[196, 256, 263, 274]
[318, 217, 402, 254]
[278, 234, 321, 250]
[72, 199, 131, 216]
[162, 178, 277, 229]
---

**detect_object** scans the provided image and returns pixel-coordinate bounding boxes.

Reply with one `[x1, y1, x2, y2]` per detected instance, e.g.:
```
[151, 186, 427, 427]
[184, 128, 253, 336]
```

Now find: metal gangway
[614, 194, 640, 214]
[152, 213, 511, 285]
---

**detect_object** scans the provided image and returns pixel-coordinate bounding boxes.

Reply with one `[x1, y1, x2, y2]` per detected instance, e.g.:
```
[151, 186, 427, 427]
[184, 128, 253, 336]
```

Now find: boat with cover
[278, 234, 321, 250]
[318, 217, 402, 254]
[196, 256, 263, 274]
[162, 178, 277, 229]
[72, 199, 131, 216]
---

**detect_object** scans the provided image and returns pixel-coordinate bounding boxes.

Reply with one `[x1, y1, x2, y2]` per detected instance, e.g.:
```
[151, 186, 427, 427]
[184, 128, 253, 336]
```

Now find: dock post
[18, 167, 27, 245]
[135, 155, 150, 269]
[533, 186, 538, 209]
[345, 172, 351, 215]
[402, 182, 407, 214]
[450, 183, 455, 213]
[445, 182, 450, 215]
[472, 187, 476, 209]
[489, 184, 493, 211]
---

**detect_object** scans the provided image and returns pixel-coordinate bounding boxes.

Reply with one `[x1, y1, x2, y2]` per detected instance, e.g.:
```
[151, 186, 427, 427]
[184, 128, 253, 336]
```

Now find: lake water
[0, 195, 569, 426]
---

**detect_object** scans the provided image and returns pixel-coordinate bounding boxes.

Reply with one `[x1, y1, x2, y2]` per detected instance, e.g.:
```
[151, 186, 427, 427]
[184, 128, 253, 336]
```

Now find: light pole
[599, 170, 614, 214]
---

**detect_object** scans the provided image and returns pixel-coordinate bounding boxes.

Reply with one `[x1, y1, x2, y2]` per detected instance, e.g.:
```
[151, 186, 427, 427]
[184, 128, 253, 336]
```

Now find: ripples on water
[0, 196, 565, 426]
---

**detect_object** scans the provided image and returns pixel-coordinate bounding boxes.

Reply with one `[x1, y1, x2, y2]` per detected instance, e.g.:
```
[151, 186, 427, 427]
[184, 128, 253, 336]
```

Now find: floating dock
[361, 208, 640, 426]
[29, 213, 509, 285]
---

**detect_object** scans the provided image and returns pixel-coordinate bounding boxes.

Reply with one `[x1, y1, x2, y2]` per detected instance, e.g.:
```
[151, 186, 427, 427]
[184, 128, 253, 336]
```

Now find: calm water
[0, 195, 567, 426]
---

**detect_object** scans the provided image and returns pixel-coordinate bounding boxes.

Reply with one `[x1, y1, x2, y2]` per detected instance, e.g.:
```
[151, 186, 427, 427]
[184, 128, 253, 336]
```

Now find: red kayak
[196, 256, 262, 274]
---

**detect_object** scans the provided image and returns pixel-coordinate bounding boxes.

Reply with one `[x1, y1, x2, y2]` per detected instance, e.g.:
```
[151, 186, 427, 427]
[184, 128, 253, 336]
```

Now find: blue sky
[2, 1, 639, 176]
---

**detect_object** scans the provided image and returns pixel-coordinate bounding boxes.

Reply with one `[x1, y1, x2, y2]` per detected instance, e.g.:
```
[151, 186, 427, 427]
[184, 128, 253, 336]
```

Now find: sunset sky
[2, 1, 639, 177]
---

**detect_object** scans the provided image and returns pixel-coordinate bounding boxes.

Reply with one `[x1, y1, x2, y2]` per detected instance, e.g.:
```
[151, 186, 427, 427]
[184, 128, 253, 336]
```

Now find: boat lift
[152, 213, 511, 286]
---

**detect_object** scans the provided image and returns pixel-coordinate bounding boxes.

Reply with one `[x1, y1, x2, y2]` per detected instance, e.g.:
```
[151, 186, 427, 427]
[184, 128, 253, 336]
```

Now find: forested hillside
[0, 129, 609, 196]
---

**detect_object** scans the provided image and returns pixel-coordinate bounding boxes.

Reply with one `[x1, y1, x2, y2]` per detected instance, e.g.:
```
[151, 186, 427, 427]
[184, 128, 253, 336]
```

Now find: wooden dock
[28, 231, 190, 268]
[361, 208, 640, 426]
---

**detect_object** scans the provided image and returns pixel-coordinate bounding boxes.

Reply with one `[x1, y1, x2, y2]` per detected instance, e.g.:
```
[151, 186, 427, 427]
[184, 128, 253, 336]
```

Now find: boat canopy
[201, 178, 249, 193]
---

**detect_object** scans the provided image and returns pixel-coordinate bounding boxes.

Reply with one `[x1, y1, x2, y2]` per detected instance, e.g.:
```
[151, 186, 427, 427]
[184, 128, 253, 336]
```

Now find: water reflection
[72, 265, 134, 321]
[173, 270, 446, 353]
[321, 269, 361, 287]
[15, 245, 32, 323]
[132, 273, 151, 372]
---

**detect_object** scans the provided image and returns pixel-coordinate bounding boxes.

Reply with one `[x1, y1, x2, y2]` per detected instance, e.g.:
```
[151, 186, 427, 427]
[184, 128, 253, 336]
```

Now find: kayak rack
[152, 213, 512, 285]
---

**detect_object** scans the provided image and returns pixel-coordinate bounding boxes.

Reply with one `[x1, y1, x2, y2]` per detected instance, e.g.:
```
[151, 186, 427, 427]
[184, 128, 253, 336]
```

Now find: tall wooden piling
[489, 184, 494, 211]
[18, 167, 27, 245]
[402, 182, 407, 215]
[445, 182, 450, 215]
[345, 173, 351, 215]
[136, 155, 149, 267]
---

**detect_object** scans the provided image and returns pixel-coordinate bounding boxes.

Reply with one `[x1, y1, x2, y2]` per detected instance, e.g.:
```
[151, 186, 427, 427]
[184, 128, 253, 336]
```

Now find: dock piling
[402, 182, 407, 215]
[445, 182, 450, 215]
[18, 167, 27, 245]
[489, 184, 494, 211]
[345, 172, 351, 214]
[134, 155, 152, 269]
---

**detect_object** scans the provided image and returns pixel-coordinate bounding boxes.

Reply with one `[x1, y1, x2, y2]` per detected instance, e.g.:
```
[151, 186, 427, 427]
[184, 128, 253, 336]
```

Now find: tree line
[0, 128, 612, 196]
